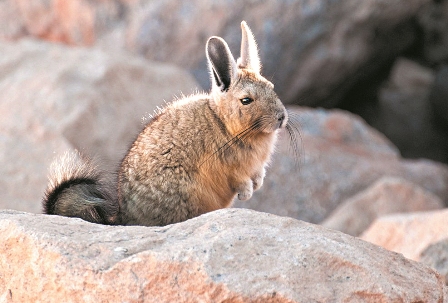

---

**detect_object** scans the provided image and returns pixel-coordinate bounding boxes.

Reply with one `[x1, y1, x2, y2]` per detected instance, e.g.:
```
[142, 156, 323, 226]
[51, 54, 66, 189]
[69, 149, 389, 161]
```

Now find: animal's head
[206, 21, 287, 138]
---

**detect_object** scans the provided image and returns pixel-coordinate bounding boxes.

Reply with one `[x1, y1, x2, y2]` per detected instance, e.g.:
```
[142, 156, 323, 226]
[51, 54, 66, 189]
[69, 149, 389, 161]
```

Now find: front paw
[236, 180, 253, 201]
[252, 168, 266, 191]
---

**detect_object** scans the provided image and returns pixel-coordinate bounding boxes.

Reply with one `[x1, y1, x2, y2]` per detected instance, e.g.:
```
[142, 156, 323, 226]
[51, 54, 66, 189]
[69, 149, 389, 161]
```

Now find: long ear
[238, 21, 261, 73]
[206, 36, 238, 92]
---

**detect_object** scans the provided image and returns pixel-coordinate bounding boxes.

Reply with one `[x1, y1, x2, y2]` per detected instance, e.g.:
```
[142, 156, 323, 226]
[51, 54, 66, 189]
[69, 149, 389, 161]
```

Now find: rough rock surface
[421, 239, 448, 285]
[0, 133, 71, 214]
[235, 106, 448, 223]
[321, 177, 444, 236]
[418, 0, 448, 64]
[342, 56, 446, 161]
[0, 38, 198, 213]
[122, 0, 430, 106]
[0, 0, 430, 106]
[0, 209, 446, 303]
[369, 58, 448, 162]
[0, 0, 129, 45]
[430, 65, 448, 130]
[361, 209, 448, 261]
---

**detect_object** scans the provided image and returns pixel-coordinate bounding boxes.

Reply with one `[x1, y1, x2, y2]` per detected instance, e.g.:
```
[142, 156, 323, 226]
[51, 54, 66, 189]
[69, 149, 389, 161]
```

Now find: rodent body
[43, 21, 288, 226]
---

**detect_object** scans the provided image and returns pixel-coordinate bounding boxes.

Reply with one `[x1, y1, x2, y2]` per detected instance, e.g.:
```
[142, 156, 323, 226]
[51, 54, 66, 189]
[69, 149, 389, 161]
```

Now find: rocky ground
[1, 209, 446, 302]
[1, 0, 448, 302]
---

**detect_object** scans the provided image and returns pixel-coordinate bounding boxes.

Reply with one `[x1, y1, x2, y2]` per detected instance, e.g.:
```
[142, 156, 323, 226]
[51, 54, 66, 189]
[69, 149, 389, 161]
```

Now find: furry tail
[43, 151, 120, 225]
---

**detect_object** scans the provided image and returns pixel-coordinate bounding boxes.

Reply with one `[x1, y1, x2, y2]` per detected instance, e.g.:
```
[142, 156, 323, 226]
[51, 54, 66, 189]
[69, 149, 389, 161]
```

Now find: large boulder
[358, 57, 448, 163]
[361, 209, 448, 261]
[0, 38, 198, 213]
[235, 107, 448, 223]
[0, 133, 71, 213]
[0, 208, 445, 302]
[418, 0, 448, 64]
[421, 239, 448, 285]
[118, 0, 431, 106]
[321, 177, 443, 236]
[0, 0, 128, 45]
[0, 0, 431, 106]
[430, 65, 448, 132]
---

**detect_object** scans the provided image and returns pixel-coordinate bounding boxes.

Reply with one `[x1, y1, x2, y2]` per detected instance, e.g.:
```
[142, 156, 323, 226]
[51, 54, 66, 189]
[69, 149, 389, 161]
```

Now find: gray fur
[43, 151, 119, 225]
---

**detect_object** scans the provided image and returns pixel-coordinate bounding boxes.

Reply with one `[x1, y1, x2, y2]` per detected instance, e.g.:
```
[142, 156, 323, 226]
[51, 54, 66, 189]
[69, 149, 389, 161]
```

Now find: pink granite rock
[322, 177, 443, 236]
[361, 209, 448, 261]
[235, 107, 448, 224]
[0, 38, 198, 213]
[0, 208, 445, 302]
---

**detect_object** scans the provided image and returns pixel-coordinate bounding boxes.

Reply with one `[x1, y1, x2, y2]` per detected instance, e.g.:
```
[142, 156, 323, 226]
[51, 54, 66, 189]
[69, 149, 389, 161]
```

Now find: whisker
[286, 124, 300, 167]
[228, 118, 266, 146]
[199, 119, 264, 166]
[200, 114, 292, 167]
[237, 116, 271, 143]
[285, 111, 304, 168]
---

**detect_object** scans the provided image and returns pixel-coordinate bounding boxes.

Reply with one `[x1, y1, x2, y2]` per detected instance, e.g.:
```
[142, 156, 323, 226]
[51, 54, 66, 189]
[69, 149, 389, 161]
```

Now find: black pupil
[241, 97, 253, 105]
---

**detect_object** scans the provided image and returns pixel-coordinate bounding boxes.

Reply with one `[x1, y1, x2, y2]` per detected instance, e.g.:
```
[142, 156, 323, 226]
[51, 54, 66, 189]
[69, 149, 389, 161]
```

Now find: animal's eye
[240, 97, 254, 105]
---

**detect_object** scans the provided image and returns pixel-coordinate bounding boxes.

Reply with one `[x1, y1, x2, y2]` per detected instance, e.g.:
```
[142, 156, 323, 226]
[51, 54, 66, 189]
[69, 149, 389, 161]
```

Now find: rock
[235, 106, 448, 223]
[418, 0, 448, 64]
[321, 177, 443, 236]
[124, 0, 431, 106]
[428, 61, 448, 164]
[372, 58, 448, 162]
[0, 0, 25, 40]
[361, 209, 448, 261]
[0, 39, 198, 163]
[0, 0, 430, 106]
[388, 58, 435, 94]
[346, 57, 448, 163]
[339, 53, 448, 163]
[421, 239, 448, 285]
[0, 208, 445, 302]
[0, 38, 198, 213]
[0, 133, 71, 213]
[430, 65, 448, 128]
[0, 0, 129, 45]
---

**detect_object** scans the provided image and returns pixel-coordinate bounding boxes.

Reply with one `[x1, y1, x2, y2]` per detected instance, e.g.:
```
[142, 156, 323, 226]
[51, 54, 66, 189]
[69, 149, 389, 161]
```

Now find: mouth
[261, 116, 288, 134]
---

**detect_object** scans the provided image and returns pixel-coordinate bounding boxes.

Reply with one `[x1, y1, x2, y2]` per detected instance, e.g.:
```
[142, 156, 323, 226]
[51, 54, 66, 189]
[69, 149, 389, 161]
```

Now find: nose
[278, 113, 285, 123]
[276, 110, 287, 129]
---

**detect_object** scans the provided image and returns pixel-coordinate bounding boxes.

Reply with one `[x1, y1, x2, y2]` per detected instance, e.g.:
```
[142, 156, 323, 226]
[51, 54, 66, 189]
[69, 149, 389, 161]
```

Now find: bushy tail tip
[43, 151, 119, 225]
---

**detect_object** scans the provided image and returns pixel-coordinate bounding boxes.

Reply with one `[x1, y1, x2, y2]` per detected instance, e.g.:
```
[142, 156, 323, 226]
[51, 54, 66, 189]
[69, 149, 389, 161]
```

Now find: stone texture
[321, 177, 443, 236]
[123, 0, 429, 106]
[418, 0, 448, 64]
[0, 208, 446, 302]
[0, 0, 130, 45]
[387, 58, 435, 93]
[421, 239, 448, 285]
[0, 133, 71, 213]
[344, 56, 448, 163]
[372, 58, 448, 162]
[361, 209, 448, 261]
[0, 38, 198, 213]
[235, 106, 448, 223]
[0, 0, 430, 106]
[430, 65, 448, 129]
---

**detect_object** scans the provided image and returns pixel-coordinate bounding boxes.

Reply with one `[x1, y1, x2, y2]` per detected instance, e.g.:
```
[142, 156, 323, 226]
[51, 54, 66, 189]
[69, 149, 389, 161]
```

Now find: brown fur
[43, 21, 287, 226]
